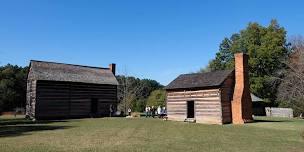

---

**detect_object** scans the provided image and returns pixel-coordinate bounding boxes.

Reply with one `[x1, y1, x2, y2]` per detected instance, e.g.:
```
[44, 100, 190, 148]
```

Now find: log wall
[26, 80, 37, 118]
[34, 80, 117, 119]
[220, 73, 234, 124]
[166, 89, 223, 124]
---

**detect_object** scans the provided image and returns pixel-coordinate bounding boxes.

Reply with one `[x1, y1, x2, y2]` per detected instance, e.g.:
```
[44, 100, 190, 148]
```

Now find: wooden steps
[184, 118, 196, 123]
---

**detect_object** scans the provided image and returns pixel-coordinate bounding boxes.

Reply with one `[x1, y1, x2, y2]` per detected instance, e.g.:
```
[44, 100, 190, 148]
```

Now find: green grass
[0, 116, 303, 152]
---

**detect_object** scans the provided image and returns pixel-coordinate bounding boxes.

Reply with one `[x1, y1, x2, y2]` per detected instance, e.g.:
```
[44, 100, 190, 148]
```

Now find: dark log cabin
[165, 53, 253, 124]
[26, 60, 118, 120]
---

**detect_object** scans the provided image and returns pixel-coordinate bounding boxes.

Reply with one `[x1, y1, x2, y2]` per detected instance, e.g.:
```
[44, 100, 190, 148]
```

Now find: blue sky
[0, 0, 303, 85]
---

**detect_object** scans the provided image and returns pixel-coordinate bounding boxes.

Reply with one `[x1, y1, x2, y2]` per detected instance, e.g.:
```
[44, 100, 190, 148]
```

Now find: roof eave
[165, 85, 222, 91]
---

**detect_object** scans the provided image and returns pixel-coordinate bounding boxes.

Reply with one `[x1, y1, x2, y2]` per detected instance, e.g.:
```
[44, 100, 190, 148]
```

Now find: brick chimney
[231, 53, 253, 124]
[109, 63, 116, 75]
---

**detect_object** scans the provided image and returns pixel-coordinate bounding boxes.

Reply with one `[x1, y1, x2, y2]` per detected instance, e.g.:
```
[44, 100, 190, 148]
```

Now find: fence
[265, 107, 293, 118]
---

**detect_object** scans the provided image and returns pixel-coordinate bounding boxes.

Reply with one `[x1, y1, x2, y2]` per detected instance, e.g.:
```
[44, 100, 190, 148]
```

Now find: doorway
[91, 98, 98, 116]
[187, 101, 195, 118]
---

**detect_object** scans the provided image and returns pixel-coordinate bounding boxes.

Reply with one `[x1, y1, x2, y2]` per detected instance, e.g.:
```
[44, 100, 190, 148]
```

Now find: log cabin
[165, 53, 253, 124]
[26, 60, 119, 120]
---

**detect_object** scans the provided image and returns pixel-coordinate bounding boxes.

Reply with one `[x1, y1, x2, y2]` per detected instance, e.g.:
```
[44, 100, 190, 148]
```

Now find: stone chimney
[231, 53, 253, 124]
[109, 63, 116, 75]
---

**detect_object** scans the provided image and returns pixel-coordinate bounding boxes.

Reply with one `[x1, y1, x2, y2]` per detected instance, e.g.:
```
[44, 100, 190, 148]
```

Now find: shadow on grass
[0, 119, 68, 126]
[0, 125, 72, 138]
[0, 118, 73, 138]
[253, 119, 291, 123]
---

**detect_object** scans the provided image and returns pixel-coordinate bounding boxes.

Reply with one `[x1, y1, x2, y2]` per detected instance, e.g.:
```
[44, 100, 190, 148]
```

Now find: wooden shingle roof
[28, 60, 119, 85]
[165, 70, 233, 90]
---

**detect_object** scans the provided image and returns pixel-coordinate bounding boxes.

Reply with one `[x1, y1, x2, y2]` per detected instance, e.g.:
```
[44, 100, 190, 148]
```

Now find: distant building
[165, 53, 253, 124]
[251, 93, 267, 116]
[266, 107, 294, 118]
[26, 60, 118, 120]
[251, 94, 263, 102]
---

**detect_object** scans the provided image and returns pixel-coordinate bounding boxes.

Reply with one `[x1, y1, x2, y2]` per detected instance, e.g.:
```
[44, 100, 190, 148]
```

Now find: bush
[132, 99, 146, 112]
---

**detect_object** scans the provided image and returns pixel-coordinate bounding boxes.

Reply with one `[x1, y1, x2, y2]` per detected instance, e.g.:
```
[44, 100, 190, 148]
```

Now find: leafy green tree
[203, 20, 290, 103]
[146, 89, 166, 107]
[132, 98, 146, 112]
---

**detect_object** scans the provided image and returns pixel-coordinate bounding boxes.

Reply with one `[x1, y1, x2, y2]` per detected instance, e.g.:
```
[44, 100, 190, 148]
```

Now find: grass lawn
[0, 115, 303, 152]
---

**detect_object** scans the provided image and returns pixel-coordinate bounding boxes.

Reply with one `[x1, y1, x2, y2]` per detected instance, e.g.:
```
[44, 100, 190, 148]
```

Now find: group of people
[145, 106, 166, 118]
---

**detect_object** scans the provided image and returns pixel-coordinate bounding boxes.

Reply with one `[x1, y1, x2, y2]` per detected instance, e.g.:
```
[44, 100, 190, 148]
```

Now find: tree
[117, 76, 137, 114]
[146, 89, 166, 107]
[277, 36, 304, 116]
[203, 20, 290, 103]
[0, 64, 28, 112]
[116, 75, 163, 113]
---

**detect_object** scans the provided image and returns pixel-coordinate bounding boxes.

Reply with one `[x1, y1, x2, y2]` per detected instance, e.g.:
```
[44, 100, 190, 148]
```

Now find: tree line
[200, 19, 303, 116]
[0, 64, 28, 112]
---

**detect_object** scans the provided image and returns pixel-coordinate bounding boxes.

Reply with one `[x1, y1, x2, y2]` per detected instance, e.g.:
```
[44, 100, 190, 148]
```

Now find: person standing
[145, 106, 149, 118]
[157, 106, 162, 118]
[162, 107, 166, 115]
[128, 108, 132, 116]
[151, 106, 155, 118]
[109, 105, 113, 117]
[148, 106, 151, 117]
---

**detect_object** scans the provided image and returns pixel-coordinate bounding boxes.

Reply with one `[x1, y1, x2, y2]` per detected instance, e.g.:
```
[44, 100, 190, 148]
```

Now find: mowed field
[0, 116, 303, 152]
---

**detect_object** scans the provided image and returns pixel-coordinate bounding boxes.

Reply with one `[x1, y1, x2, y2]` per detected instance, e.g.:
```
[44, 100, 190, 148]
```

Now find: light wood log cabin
[165, 53, 253, 124]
